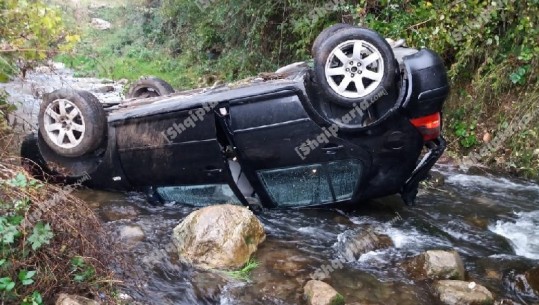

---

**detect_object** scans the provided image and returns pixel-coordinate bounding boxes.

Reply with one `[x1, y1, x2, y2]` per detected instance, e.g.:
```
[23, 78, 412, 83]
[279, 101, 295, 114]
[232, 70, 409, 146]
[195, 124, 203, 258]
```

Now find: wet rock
[526, 267, 539, 294]
[304, 280, 345, 305]
[501, 269, 536, 298]
[56, 294, 99, 305]
[404, 250, 465, 280]
[332, 215, 355, 226]
[428, 171, 445, 187]
[465, 215, 489, 230]
[334, 226, 393, 261]
[191, 271, 228, 302]
[119, 225, 145, 244]
[117, 78, 129, 85]
[172, 204, 265, 270]
[252, 277, 303, 303]
[434, 280, 494, 305]
[494, 299, 521, 305]
[100, 204, 139, 221]
[484, 268, 502, 280]
[331, 271, 425, 305]
[90, 18, 111, 30]
[94, 85, 115, 93]
[254, 240, 315, 278]
[466, 165, 501, 177]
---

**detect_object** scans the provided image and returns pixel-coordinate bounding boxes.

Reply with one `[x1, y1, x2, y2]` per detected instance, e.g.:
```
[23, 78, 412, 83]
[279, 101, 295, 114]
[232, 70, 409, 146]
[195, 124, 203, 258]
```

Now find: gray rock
[56, 294, 99, 305]
[303, 280, 345, 305]
[90, 18, 111, 30]
[172, 204, 265, 270]
[94, 85, 115, 93]
[119, 225, 145, 244]
[117, 78, 129, 85]
[334, 225, 394, 261]
[435, 280, 494, 305]
[100, 204, 139, 222]
[404, 250, 465, 280]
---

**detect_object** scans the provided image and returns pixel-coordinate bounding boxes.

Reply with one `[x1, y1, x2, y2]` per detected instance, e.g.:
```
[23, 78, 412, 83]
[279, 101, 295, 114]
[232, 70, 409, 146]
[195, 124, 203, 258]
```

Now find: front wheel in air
[38, 89, 107, 157]
[313, 27, 396, 107]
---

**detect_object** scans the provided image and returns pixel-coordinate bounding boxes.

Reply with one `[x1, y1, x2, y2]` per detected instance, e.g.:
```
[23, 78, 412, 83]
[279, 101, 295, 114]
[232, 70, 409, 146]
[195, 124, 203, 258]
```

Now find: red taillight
[410, 112, 441, 142]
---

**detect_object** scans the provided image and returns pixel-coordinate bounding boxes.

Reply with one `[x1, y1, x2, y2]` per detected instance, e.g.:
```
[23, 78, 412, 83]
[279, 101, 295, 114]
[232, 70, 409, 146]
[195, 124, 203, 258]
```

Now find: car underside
[21, 25, 449, 209]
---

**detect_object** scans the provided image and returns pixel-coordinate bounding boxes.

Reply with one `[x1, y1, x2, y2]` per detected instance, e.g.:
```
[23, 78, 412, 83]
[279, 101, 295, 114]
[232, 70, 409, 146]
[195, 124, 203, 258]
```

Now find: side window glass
[257, 160, 362, 207]
[157, 184, 242, 206]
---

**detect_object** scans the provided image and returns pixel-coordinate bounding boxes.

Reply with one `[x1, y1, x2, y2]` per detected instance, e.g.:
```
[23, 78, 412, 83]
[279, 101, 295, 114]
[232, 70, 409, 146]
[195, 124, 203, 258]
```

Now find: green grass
[222, 258, 259, 281]
[56, 52, 199, 89]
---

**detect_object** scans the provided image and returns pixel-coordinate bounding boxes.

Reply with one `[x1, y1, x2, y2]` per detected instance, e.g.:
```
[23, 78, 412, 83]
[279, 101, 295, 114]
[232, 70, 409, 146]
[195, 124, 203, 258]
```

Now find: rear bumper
[400, 136, 446, 205]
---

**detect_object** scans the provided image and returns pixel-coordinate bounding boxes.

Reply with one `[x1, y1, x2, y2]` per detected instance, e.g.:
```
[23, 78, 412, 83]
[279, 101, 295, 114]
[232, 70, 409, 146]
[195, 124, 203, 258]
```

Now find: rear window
[257, 159, 362, 207]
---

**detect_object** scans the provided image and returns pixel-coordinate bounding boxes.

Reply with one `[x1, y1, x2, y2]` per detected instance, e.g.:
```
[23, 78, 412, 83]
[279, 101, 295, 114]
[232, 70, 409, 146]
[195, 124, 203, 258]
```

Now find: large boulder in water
[434, 280, 494, 305]
[404, 250, 465, 280]
[303, 280, 345, 305]
[172, 204, 265, 270]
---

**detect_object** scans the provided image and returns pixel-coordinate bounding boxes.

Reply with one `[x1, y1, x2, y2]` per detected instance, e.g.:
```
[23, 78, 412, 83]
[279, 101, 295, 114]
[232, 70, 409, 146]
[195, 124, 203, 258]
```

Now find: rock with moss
[304, 280, 345, 305]
[404, 250, 465, 280]
[434, 280, 494, 305]
[172, 204, 265, 270]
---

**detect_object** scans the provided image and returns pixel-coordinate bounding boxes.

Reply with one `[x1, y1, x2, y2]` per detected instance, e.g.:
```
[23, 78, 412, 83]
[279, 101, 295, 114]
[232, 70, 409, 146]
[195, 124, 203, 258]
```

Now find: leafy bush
[0, 166, 119, 304]
[0, 0, 79, 80]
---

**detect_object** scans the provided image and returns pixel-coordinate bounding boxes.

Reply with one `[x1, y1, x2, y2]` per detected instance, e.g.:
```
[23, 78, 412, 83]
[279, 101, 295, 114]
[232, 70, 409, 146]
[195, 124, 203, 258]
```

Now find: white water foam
[446, 174, 539, 193]
[489, 210, 539, 260]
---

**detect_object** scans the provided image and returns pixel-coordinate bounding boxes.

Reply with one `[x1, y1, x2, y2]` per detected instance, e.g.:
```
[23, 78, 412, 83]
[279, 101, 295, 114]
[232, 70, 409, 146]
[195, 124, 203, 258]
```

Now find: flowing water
[75, 164, 539, 305]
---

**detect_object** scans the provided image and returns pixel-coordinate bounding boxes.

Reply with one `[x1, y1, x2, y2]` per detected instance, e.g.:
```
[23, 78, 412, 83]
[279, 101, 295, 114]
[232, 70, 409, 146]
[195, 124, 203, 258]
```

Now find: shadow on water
[74, 165, 539, 305]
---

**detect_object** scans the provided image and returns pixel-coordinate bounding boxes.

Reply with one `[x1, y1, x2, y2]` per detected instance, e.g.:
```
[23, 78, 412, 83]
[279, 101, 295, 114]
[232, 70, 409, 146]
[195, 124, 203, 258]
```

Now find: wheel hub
[43, 99, 86, 149]
[324, 39, 385, 99]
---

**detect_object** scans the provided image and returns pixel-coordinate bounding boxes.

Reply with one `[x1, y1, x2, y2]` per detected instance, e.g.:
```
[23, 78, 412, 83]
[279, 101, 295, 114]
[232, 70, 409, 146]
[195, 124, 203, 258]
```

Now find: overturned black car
[21, 25, 449, 208]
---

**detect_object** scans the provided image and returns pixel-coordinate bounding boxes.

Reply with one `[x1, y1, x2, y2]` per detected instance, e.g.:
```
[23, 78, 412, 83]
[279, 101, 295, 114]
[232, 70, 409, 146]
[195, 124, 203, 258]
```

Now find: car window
[156, 184, 242, 206]
[257, 160, 362, 207]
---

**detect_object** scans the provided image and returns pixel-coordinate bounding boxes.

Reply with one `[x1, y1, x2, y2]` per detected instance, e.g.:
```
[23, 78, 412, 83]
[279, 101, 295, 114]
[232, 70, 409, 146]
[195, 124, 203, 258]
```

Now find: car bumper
[400, 136, 446, 205]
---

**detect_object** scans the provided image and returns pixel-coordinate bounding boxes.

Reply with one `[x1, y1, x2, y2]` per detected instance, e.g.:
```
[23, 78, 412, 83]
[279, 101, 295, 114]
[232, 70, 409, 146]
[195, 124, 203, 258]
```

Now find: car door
[115, 104, 227, 187]
[227, 89, 370, 207]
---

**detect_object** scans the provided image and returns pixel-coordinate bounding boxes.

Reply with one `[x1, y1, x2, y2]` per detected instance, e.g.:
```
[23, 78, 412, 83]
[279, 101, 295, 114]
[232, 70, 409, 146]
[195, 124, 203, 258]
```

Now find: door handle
[321, 144, 344, 153]
[204, 168, 222, 174]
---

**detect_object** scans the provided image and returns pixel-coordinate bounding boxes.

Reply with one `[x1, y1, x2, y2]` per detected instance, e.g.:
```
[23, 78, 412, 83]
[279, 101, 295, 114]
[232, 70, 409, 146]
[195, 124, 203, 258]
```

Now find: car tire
[311, 23, 353, 57]
[313, 27, 396, 107]
[38, 89, 107, 157]
[126, 76, 174, 99]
